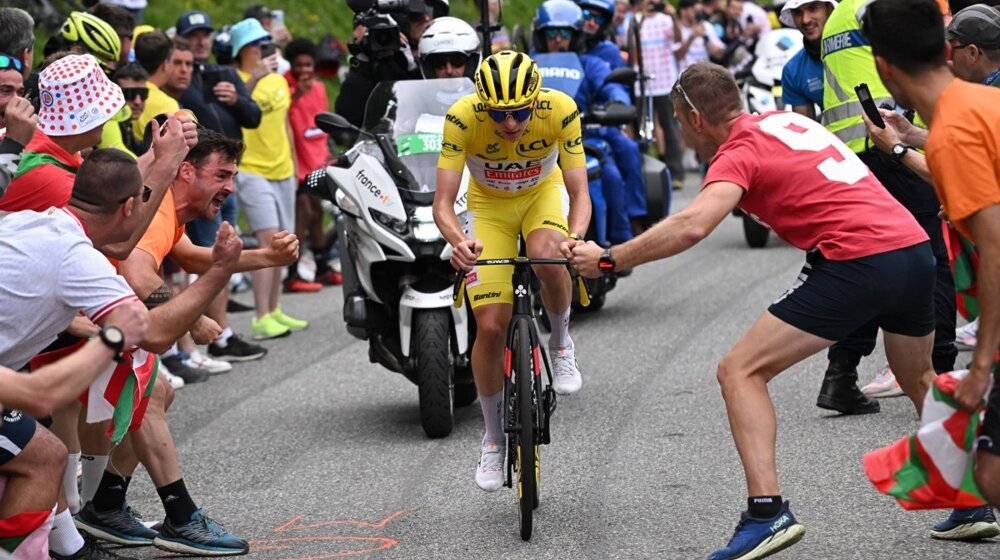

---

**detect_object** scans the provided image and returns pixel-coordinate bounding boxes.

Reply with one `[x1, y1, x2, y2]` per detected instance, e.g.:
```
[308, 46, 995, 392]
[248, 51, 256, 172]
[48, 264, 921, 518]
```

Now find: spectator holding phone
[176, 10, 268, 362]
[284, 38, 341, 289]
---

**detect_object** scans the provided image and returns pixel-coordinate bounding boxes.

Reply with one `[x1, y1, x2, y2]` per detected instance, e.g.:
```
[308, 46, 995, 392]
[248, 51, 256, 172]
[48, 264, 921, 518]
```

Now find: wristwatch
[598, 247, 616, 275]
[890, 142, 910, 165]
[99, 326, 126, 362]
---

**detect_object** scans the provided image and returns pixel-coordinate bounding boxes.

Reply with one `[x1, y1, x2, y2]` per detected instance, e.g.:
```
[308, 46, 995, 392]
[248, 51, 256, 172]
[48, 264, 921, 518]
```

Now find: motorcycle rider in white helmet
[418, 16, 482, 79]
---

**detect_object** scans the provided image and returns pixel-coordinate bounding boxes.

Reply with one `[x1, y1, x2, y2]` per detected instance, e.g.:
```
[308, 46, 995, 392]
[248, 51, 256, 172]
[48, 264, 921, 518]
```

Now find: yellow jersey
[438, 88, 585, 195]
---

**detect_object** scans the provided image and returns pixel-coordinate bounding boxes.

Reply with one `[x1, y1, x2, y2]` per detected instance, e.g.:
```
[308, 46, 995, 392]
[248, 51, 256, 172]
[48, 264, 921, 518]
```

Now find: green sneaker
[251, 313, 291, 340]
[271, 307, 309, 331]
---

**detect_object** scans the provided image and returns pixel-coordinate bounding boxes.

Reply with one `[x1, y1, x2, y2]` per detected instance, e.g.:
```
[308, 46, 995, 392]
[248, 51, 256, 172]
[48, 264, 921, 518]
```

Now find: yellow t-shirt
[438, 88, 585, 196]
[134, 81, 180, 142]
[237, 70, 293, 180]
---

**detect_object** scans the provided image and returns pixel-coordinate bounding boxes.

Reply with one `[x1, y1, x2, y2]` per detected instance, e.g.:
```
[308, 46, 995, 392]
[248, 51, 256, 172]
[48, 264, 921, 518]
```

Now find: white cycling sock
[80, 454, 109, 504]
[546, 306, 571, 349]
[63, 452, 81, 514]
[215, 327, 234, 347]
[48, 509, 85, 556]
[479, 390, 503, 447]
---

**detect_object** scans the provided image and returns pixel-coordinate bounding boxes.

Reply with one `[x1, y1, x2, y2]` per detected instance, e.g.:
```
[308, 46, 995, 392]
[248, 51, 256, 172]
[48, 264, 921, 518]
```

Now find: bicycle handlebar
[451, 257, 592, 308]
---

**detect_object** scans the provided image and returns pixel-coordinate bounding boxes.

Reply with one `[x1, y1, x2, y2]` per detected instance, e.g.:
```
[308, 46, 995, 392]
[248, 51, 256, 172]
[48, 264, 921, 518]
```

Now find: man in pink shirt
[567, 62, 937, 560]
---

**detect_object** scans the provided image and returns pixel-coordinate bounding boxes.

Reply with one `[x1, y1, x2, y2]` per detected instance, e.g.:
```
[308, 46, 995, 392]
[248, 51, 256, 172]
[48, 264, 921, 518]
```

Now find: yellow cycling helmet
[475, 50, 542, 110]
[61, 12, 122, 67]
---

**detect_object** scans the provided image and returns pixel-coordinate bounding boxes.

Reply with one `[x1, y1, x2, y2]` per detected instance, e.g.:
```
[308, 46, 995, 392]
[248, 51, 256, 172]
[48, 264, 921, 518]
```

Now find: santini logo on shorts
[473, 291, 502, 302]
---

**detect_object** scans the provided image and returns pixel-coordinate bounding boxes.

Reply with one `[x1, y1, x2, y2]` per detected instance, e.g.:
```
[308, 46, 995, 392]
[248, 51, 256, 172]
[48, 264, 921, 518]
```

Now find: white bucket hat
[779, 0, 838, 29]
[37, 54, 125, 137]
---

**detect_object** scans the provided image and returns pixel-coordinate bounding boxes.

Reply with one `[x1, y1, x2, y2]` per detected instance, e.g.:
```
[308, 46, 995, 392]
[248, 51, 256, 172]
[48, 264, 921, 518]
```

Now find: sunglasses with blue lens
[544, 28, 574, 40]
[487, 105, 534, 123]
[582, 9, 607, 25]
[0, 54, 23, 73]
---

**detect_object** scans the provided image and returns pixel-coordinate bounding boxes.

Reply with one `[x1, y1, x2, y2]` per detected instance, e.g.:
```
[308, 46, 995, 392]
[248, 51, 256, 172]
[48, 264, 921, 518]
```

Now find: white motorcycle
[308, 78, 477, 438]
[736, 28, 804, 248]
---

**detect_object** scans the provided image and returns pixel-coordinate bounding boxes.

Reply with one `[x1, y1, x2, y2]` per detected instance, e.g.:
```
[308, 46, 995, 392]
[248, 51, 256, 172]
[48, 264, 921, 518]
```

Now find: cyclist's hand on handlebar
[559, 237, 584, 258]
[567, 240, 605, 279]
[451, 239, 483, 271]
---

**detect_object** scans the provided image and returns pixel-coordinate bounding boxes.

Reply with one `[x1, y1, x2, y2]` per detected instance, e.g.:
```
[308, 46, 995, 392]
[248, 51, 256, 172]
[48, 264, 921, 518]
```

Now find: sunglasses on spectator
[427, 53, 470, 69]
[544, 28, 574, 40]
[582, 9, 608, 25]
[0, 54, 23, 73]
[487, 105, 534, 123]
[121, 87, 149, 102]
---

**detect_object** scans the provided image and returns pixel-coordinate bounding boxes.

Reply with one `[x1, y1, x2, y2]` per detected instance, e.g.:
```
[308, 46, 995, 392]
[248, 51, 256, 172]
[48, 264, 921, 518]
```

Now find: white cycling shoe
[551, 344, 583, 395]
[475, 435, 505, 492]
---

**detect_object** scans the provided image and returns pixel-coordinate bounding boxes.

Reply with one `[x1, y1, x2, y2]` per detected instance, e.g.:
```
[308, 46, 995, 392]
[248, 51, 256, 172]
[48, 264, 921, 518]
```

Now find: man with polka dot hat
[0, 54, 193, 256]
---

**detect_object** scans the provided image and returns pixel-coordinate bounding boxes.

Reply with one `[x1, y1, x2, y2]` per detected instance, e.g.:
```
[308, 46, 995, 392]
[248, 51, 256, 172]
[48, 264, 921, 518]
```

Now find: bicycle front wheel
[513, 319, 537, 541]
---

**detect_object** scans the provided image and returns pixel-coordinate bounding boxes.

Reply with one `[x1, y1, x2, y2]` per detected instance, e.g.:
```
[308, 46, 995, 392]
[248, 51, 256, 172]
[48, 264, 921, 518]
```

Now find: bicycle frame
[452, 255, 589, 540]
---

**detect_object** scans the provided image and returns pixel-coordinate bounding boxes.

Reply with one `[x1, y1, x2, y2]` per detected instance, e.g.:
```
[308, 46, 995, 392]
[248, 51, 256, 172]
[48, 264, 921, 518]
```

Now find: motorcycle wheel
[415, 308, 454, 438]
[742, 214, 771, 248]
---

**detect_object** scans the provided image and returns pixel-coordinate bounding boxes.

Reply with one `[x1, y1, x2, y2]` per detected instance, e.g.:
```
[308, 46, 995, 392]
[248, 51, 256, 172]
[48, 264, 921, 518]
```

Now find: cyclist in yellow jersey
[433, 51, 591, 492]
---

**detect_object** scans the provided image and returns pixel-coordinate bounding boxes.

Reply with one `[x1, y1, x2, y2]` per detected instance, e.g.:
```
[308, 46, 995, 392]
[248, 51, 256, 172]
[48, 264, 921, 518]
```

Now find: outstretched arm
[568, 180, 743, 276]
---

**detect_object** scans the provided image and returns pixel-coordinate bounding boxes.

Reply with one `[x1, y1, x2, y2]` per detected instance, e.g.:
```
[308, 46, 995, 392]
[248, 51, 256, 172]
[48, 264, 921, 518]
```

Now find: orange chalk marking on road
[273, 510, 410, 532]
[251, 510, 411, 559]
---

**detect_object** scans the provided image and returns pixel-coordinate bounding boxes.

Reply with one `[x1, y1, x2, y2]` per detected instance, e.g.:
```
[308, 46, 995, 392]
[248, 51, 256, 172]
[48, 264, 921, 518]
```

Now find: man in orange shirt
[76, 128, 299, 556]
[865, 0, 1000, 518]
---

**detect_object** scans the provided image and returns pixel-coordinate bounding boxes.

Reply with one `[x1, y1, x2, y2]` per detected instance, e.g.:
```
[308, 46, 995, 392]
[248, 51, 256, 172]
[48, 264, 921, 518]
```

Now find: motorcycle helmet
[575, 0, 616, 35]
[60, 11, 121, 68]
[532, 0, 585, 53]
[212, 24, 234, 66]
[418, 17, 481, 79]
[475, 50, 542, 109]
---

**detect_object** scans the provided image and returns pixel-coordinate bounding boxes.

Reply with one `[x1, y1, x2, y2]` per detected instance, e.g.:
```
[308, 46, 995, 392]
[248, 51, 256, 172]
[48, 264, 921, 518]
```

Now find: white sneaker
[956, 319, 978, 350]
[551, 344, 582, 395]
[184, 350, 233, 374]
[475, 436, 505, 492]
[860, 366, 904, 398]
[159, 361, 185, 390]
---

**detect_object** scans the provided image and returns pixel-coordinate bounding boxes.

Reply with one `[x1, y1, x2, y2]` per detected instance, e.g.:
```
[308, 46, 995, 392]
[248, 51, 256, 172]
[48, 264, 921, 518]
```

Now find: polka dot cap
[37, 54, 125, 137]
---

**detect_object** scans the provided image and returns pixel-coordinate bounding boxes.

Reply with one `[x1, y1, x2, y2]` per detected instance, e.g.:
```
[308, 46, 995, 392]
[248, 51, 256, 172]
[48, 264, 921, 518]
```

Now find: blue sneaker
[152, 509, 249, 556]
[708, 501, 806, 560]
[74, 501, 157, 546]
[930, 506, 1000, 540]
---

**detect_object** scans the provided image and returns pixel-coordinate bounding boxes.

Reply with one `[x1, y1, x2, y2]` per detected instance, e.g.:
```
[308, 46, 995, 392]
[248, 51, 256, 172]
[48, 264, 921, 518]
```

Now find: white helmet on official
[418, 16, 482, 79]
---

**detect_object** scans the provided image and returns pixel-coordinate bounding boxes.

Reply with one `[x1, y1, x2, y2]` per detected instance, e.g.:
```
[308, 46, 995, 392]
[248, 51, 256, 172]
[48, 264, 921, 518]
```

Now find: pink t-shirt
[704, 112, 928, 261]
[635, 12, 678, 96]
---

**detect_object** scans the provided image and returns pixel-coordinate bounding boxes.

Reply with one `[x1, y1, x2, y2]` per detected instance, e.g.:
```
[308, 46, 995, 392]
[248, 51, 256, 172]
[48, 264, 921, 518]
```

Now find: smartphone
[272, 9, 285, 31]
[201, 67, 224, 97]
[854, 83, 885, 129]
[260, 41, 277, 59]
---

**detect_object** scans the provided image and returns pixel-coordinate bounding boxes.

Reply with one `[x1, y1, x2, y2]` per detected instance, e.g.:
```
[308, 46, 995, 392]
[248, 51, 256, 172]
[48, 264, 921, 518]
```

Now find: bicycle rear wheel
[513, 320, 537, 540]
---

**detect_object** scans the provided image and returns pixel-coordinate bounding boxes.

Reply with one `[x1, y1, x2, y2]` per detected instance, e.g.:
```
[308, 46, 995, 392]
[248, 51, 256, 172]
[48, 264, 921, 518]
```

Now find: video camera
[348, 0, 427, 57]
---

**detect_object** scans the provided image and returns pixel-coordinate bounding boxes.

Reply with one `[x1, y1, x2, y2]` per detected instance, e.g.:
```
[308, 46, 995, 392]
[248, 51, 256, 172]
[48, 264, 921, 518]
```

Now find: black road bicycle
[453, 255, 590, 540]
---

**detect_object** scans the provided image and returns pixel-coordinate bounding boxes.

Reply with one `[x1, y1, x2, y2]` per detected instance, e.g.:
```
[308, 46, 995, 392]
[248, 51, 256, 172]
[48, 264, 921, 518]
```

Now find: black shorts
[0, 409, 37, 466]
[769, 242, 935, 341]
[979, 369, 1000, 457]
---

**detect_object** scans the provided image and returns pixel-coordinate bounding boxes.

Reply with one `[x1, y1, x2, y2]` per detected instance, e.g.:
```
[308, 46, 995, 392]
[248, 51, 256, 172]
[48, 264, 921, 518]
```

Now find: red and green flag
[863, 370, 991, 510]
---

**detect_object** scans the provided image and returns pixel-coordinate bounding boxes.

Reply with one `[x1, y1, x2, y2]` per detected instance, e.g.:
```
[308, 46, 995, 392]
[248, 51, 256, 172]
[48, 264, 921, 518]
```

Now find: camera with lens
[348, 0, 427, 58]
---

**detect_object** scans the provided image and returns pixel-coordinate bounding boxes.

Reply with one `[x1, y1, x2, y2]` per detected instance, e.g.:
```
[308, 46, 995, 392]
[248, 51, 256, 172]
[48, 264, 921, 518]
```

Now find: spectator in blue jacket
[577, 0, 627, 69]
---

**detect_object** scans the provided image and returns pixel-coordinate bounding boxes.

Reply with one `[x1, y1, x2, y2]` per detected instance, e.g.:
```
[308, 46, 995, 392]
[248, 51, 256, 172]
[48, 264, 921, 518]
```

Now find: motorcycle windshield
[362, 78, 476, 193]
[533, 52, 584, 101]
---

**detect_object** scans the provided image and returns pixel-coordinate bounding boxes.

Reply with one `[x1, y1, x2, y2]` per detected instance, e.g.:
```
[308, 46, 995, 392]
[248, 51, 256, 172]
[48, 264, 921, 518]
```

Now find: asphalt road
[121, 178, 998, 560]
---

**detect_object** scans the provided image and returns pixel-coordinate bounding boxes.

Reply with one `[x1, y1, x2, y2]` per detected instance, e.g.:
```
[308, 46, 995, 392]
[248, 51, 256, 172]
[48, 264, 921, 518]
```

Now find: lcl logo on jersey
[517, 138, 552, 155]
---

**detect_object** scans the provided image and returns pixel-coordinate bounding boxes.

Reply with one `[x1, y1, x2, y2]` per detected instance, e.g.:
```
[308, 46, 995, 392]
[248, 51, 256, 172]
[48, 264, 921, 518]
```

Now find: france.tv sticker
[40, 90, 54, 107]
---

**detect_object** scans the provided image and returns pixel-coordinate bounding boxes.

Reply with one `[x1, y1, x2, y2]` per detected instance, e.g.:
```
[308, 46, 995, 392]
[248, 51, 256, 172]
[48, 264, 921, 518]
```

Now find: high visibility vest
[820, 0, 894, 153]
